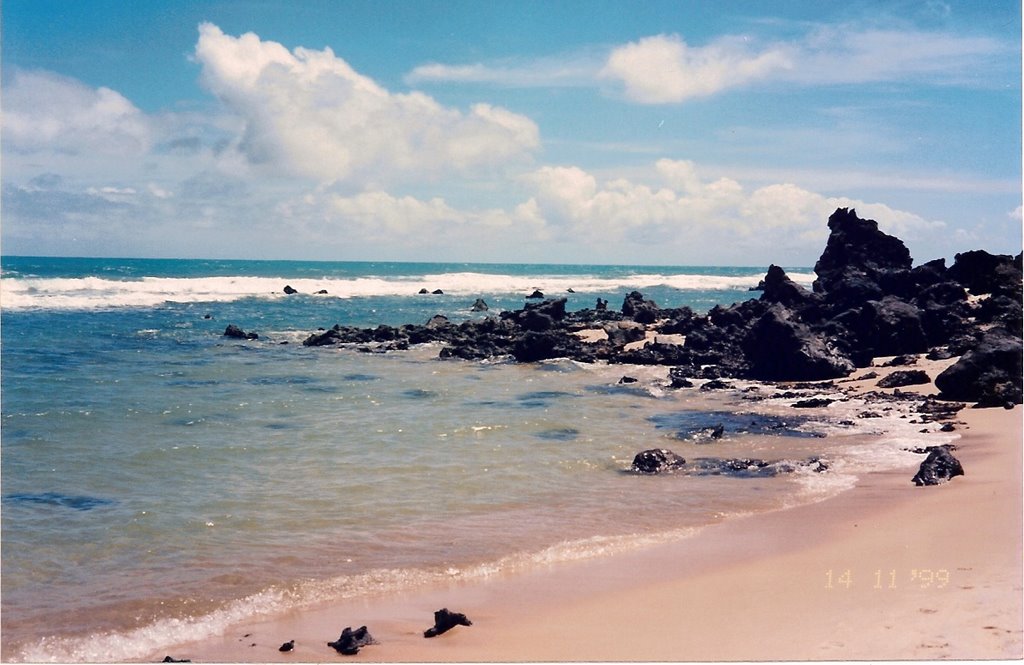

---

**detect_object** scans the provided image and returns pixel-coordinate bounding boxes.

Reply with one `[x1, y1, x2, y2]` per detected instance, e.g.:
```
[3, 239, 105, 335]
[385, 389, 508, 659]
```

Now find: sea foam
[0, 271, 814, 311]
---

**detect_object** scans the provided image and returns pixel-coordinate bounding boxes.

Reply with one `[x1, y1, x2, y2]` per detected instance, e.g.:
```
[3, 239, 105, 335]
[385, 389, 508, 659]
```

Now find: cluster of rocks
[295, 208, 1021, 408]
[629, 448, 829, 477]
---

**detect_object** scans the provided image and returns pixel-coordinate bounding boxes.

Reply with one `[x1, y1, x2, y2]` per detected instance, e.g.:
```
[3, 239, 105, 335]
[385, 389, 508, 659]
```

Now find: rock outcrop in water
[301, 208, 1022, 407]
[629, 448, 828, 477]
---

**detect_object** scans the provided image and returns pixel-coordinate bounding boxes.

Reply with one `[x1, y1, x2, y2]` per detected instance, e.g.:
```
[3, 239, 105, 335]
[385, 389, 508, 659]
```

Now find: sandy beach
[156, 363, 1023, 663]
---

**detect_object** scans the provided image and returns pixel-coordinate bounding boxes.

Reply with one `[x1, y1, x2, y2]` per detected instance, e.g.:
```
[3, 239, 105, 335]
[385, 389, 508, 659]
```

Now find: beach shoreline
[152, 375, 1023, 663]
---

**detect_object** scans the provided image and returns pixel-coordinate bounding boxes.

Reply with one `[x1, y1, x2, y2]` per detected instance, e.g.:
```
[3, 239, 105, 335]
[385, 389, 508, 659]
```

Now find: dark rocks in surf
[629, 449, 828, 477]
[224, 324, 258, 340]
[283, 285, 298, 295]
[423, 609, 473, 638]
[911, 445, 964, 486]
[471, 298, 489, 311]
[526, 289, 545, 299]
[294, 206, 1021, 405]
[631, 448, 687, 474]
[327, 626, 379, 655]
[279, 640, 295, 652]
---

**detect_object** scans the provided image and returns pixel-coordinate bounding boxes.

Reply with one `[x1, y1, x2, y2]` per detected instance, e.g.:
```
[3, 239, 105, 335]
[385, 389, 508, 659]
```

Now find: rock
[792, 398, 834, 408]
[283, 285, 298, 295]
[760, 264, 821, 313]
[302, 327, 343, 346]
[668, 367, 694, 388]
[328, 626, 378, 655]
[631, 448, 687, 474]
[947, 249, 1022, 296]
[603, 320, 647, 346]
[424, 609, 472, 638]
[813, 208, 912, 297]
[509, 327, 581, 360]
[877, 370, 931, 388]
[743, 305, 854, 381]
[418, 288, 429, 294]
[223, 324, 258, 340]
[279, 640, 295, 652]
[618, 376, 638, 384]
[883, 354, 918, 367]
[162, 657, 191, 663]
[700, 379, 734, 390]
[431, 289, 444, 295]
[935, 330, 1023, 406]
[622, 291, 661, 324]
[862, 296, 929, 356]
[315, 289, 328, 295]
[526, 290, 545, 299]
[940, 422, 956, 432]
[425, 314, 451, 329]
[470, 298, 489, 311]
[912, 445, 964, 486]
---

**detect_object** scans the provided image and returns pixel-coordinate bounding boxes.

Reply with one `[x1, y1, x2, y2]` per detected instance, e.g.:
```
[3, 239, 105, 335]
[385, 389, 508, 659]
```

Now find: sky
[1, 0, 1021, 266]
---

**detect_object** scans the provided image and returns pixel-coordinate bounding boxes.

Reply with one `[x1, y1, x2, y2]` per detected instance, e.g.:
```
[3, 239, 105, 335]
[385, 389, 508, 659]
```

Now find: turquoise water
[1, 257, 940, 662]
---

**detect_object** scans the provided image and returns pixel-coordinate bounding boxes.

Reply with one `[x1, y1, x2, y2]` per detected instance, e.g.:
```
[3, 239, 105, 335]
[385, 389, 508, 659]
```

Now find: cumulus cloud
[521, 159, 944, 262]
[599, 34, 792, 103]
[194, 23, 539, 185]
[1, 70, 152, 155]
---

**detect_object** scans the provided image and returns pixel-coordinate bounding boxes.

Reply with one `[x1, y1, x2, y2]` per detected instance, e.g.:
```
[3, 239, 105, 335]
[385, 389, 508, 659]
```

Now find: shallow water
[0, 258, 949, 662]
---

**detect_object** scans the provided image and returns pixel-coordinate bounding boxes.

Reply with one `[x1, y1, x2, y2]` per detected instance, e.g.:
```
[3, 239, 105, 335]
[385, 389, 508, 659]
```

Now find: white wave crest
[1, 270, 812, 311]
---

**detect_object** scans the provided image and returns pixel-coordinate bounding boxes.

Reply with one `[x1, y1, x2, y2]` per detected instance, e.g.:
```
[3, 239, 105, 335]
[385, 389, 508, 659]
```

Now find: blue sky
[2, 0, 1020, 265]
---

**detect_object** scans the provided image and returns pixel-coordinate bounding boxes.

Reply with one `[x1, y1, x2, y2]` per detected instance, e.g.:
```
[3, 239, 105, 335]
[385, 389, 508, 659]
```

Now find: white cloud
[406, 51, 599, 88]
[790, 26, 1010, 86]
[1, 70, 152, 155]
[599, 34, 792, 103]
[194, 23, 539, 185]
[521, 159, 944, 262]
[409, 24, 1012, 105]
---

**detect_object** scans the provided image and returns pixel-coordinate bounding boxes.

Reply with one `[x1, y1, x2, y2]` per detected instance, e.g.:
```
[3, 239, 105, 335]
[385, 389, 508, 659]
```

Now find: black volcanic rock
[631, 448, 687, 474]
[760, 264, 821, 315]
[912, 445, 964, 486]
[948, 249, 1022, 296]
[328, 626, 378, 655]
[813, 208, 912, 299]
[743, 304, 854, 381]
[224, 324, 258, 340]
[935, 329, 1023, 406]
[622, 291, 661, 324]
[877, 370, 931, 388]
[423, 609, 472, 638]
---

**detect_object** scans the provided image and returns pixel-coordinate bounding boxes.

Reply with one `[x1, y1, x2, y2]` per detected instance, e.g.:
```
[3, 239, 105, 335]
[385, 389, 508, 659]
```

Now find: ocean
[0, 257, 948, 662]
